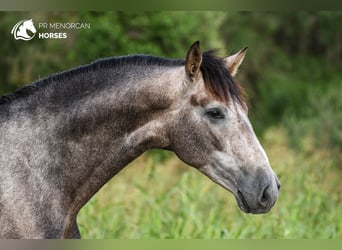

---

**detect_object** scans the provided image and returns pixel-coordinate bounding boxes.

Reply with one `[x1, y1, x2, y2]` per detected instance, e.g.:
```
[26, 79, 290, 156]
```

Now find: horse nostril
[258, 185, 270, 207]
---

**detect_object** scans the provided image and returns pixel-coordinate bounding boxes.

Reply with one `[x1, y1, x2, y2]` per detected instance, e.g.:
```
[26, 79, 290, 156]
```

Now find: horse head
[23, 19, 37, 34]
[168, 41, 280, 214]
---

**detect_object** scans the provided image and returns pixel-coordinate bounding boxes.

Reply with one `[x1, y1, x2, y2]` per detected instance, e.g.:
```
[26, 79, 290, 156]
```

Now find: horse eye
[206, 108, 225, 119]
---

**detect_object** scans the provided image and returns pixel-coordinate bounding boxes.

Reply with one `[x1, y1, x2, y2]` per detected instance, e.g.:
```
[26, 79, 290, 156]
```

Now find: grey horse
[0, 41, 280, 238]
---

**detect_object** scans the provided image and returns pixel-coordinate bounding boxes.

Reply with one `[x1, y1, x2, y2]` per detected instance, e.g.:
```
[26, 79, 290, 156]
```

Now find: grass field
[77, 126, 342, 239]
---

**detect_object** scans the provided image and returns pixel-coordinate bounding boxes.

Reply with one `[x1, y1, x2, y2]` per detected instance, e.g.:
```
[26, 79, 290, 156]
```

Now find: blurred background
[1, 12, 341, 238]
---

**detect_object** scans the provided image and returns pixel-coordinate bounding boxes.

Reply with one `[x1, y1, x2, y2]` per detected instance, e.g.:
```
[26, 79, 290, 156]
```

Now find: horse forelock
[200, 50, 245, 106]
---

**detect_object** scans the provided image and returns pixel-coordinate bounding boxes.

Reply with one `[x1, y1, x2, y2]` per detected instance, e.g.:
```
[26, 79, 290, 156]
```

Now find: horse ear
[223, 46, 247, 77]
[185, 41, 202, 80]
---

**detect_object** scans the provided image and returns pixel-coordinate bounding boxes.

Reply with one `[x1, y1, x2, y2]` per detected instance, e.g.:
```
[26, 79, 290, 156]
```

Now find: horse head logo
[11, 19, 37, 41]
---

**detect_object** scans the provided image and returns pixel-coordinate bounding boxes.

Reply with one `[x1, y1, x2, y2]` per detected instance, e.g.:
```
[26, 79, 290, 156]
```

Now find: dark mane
[0, 55, 184, 106]
[0, 52, 243, 106]
[93, 54, 184, 69]
[201, 50, 244, 105]
[0, 63, 90, 106]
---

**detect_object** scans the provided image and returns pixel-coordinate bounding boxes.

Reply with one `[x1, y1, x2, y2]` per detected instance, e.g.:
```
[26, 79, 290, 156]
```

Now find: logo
[10, 18, 91, 41]
[11, 19, 37, 41]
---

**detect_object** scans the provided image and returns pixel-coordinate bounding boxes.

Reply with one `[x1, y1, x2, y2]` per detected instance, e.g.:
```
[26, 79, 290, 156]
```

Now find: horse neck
[55, 67, 177, 157]
[38, 64, 183, 212]
[56, 64, 184, 142]
[0, 63, 186, 236]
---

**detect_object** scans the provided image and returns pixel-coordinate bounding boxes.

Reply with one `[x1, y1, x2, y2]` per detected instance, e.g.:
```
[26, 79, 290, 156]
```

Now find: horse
[0, 41, 280, 238]
[11, 19, 37, 41]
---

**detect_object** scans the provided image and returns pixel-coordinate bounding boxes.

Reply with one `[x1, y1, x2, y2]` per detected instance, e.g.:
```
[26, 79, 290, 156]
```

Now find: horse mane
[201, 50, 244, 105]
[0, 51, 244, 106]
[0, 85, 39, 105]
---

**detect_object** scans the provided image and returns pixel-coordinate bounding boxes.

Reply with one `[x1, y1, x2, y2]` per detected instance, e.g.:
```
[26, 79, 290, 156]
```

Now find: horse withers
[0, 41, 280, 238]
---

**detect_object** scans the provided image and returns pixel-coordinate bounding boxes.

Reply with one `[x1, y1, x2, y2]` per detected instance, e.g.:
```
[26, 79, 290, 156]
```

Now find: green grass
[77, 127, 342, 239]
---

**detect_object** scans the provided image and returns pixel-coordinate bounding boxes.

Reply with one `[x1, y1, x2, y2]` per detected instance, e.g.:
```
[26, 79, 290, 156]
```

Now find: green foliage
[75, 12, 225, 61]
[285, 81, 342, 164]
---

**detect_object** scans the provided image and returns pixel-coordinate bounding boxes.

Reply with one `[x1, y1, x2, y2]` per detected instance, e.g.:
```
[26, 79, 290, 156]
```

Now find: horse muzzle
[234, 172, 280, 214]
[198, 155, 280, 214]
